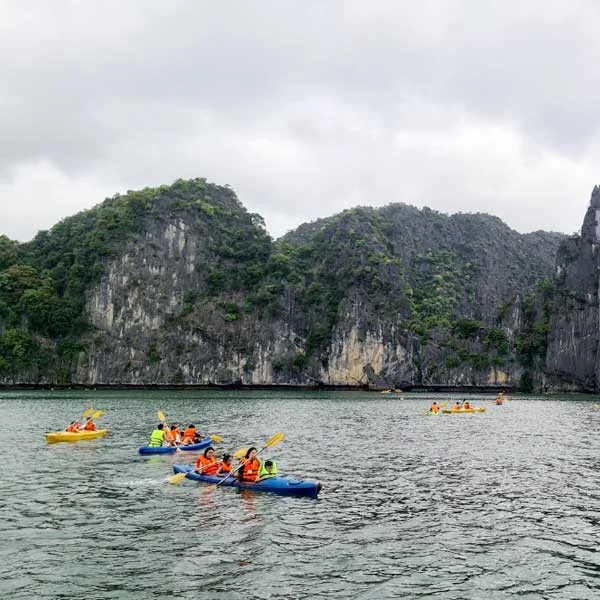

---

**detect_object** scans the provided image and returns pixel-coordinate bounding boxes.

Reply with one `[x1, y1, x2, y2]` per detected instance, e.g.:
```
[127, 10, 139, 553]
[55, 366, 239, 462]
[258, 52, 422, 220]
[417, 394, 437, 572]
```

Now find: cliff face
[0, 177, 578, 388]
[66, 184, 563, 387]
[545, 186, 600, 391]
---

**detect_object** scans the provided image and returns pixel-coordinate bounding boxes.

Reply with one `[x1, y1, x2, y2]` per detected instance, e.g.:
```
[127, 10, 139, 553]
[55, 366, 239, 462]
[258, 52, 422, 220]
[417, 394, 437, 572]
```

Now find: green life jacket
[148, 429, 164, 447]
[258, 460, 278, 478]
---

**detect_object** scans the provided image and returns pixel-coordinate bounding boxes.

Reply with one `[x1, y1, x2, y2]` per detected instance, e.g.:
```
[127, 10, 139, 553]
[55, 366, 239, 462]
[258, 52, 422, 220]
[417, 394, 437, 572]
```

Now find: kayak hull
[442, 408, 486, 414]
[172, 464, 321, 499]
[138, 437, 212, 455]
[46, 429, 108, 444]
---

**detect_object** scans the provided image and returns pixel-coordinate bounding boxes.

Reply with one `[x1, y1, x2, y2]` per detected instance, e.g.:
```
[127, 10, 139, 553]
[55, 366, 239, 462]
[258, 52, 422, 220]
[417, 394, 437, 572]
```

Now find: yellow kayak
[45, 429, 109, 444]
[442, 408, 486, 414]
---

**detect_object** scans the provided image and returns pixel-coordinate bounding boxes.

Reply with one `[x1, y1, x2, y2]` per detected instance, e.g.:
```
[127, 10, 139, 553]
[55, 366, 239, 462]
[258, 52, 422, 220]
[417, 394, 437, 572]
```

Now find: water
[1, 390, 600, 599]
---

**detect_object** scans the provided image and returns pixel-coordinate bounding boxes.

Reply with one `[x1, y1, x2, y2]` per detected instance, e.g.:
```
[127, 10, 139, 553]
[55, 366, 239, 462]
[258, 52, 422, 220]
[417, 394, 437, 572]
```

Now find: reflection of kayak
[172, 464, 321, 498]
[138, 437, 212, 455]
[442, 408, 486, 414]
[46, 429, 109, 444]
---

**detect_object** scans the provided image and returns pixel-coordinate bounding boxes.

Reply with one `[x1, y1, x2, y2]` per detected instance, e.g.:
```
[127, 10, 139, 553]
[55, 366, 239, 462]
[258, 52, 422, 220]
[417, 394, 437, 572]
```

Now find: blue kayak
[138, 438, 212, 455]
[172, 464, 321, 499]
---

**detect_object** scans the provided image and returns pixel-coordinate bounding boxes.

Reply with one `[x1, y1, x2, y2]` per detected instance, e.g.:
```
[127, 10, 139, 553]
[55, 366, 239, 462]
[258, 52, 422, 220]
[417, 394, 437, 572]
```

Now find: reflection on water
[1, 390, 600, 598]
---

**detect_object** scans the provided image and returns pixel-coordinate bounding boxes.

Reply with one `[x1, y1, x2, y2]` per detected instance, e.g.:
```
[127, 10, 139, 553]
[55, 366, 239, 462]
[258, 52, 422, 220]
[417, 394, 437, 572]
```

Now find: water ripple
[1, 391, 600, 598]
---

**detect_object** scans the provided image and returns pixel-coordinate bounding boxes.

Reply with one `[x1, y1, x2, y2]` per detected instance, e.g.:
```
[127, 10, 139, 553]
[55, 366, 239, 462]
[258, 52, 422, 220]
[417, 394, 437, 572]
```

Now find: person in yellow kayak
[463, 400, 471, 410]
[148, 423, 166, 447]
[83, 417, 96, 431]
[65, 420, 81, 432]
[429, 402, 440, 413]
[452, 401, 461, 412]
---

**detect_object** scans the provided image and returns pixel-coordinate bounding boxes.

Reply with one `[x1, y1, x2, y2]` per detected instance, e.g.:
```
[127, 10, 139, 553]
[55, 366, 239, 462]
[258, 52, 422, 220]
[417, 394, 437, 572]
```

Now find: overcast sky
[1, 1, 599, 242]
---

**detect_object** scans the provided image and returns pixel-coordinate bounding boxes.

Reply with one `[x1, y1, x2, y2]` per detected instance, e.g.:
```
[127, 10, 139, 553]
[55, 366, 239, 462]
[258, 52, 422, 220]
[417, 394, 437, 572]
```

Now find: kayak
[419, 411, 441, 416]
[172, 464, 322, 499]
[46, 429, 108, 444]
[442, 408, 486, 414]
[138, 437, 212, 455]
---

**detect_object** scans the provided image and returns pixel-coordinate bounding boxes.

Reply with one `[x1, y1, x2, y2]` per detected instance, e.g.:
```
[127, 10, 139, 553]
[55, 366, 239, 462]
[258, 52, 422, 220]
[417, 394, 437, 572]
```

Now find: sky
[1, 1, 599, 242]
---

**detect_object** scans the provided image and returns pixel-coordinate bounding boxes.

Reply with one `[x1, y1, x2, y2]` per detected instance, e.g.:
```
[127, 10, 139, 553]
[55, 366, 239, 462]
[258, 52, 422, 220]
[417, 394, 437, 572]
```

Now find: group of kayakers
[429, 393, 508, 413]
[193, 445, 278, 482]
[428, 400, 472, 412]
[147, 421, 279, 482]
[148, 422, 204, 447]
[65, 418, 97, 432]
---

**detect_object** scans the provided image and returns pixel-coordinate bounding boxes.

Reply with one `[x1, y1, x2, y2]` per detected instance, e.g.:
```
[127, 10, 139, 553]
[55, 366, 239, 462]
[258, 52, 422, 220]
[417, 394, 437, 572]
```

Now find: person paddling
[429, 402, 439, 414]
[452, 401, 461, 412]
[148, 423, 166, 447]
[83, 417, 96, 431]
[195, 446, 219, 475]
[182, 424, 200, 445]
[495, 392, 504, 405]
[238, 447, 261, 482]
[463, 400, 471, 410]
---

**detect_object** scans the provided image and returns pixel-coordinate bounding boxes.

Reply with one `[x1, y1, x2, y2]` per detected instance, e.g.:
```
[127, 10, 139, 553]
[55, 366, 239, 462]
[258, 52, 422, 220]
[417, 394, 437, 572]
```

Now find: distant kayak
[172, 464, 322, 499]
[442, 408, 486, 414]
[46, 429, 108, 444]
[420, 411, 441, 416]
[138, 437, 212, 455]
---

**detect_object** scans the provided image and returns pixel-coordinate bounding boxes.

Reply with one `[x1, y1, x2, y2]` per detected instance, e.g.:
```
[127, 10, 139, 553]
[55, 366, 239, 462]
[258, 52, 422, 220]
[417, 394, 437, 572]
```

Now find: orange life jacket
[182, 428, 196, 442]
[196, 455, 219, 475]
[452, 405, 461, 411]
[83, 421, 96, 431]
[430, 405, 439, 413]
[238, 457, 260, 481]
[219, 461, 232, 473]
[66, 423, 78, 432]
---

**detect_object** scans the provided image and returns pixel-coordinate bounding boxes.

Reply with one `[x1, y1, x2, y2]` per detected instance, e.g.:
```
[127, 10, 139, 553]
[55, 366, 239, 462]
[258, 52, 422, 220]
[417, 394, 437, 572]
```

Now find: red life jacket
[83, 421, 96, 431]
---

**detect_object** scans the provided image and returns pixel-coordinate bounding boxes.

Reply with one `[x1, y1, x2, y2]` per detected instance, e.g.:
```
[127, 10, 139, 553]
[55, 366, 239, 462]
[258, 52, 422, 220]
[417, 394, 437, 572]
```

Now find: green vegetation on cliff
[0, 178, 565, 387]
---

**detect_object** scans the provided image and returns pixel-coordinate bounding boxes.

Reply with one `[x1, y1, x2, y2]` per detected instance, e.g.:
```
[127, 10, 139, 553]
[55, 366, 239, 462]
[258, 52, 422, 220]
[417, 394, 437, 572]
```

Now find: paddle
[214, 432, 285, 488]
[158, 410, 221, 443]
[168, 433, 285, 486]
[168, 446, 243, 484]
[66, 407, 94, 430]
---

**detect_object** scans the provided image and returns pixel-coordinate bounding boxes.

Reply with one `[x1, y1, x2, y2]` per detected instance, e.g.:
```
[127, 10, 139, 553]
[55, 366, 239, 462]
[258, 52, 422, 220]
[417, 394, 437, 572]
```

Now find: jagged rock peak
[581, 185, 600, 244]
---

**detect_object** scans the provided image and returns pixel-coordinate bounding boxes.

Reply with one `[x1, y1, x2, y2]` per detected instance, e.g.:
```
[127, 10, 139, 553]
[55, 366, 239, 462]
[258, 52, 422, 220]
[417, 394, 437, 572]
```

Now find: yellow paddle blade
[233, 448, 247, 459]
[168, 472, 188, 484]
[83, 408, 94, 419]
[265, 432, 285, 448]
[92, 410, 103, 420]
[157, 410, 166, 422]
[210, 435, 223, 443]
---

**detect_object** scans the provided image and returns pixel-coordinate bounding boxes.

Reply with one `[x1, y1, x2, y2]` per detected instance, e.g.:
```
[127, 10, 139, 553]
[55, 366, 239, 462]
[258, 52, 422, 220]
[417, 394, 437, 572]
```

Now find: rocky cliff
[545, 186, 600, 392]
[0, 178, 569, 388]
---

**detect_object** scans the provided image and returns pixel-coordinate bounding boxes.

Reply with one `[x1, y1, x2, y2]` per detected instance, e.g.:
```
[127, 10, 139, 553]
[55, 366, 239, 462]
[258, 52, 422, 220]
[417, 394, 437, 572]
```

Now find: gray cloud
[1, 0, 598, 241]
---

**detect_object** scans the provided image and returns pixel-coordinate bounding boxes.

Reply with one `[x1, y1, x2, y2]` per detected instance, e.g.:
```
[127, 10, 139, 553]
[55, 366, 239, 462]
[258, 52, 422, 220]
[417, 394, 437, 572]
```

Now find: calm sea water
[1, 389, 600, 599]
